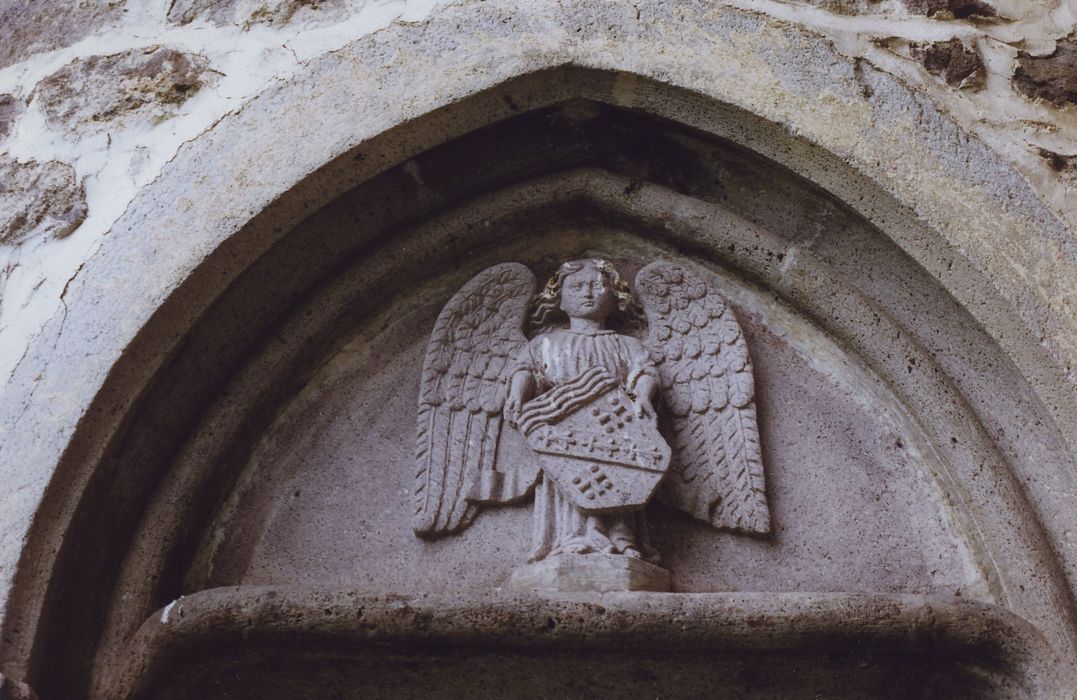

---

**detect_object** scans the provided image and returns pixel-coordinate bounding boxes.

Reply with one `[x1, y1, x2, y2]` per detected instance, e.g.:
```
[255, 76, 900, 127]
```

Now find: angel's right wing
[413, 263, 536, 537]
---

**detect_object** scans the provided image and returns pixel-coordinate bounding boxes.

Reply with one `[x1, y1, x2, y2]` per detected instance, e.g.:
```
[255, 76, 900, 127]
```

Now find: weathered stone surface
[0, 95, 23, 143]
[0, 157, 87, 245]
[167, 0, 346, 27]
[1014, 35, 1077, 107]
[0, 1, 125, 70]
[510, 554, 670, 592]
[901, 0, 996, 18]
[33, 47, 216, 134]
[911, 39, 984, 88]
[222, 238, 983, 599]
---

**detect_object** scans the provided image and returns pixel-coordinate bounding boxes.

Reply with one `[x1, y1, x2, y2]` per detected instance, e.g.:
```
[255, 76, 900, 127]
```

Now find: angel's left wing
[636, 261, 770, 534]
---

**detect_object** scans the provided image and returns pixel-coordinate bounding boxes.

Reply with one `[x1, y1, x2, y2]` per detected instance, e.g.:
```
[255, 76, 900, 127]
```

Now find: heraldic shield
[517, 367, 672, 514]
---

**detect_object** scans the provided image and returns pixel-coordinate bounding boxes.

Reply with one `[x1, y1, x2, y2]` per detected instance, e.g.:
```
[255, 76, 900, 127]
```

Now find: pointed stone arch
[0, 3, 1073, 697]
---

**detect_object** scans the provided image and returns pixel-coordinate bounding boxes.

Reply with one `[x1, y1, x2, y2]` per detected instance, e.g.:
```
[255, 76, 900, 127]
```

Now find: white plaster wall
[0, 0, 448, 389]
[0, 0, 1073, 401]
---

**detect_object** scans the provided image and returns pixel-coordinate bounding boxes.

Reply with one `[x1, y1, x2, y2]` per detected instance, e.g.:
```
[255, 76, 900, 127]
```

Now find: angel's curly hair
[528, 258, 643, 333]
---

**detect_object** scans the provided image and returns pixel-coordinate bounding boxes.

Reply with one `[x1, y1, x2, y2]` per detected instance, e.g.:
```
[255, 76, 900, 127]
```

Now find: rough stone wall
[0, 0, 1068, 391]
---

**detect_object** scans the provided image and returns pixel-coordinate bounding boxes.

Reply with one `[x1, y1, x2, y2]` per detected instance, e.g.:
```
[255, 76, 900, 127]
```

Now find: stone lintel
[103, 588, 1064, 697]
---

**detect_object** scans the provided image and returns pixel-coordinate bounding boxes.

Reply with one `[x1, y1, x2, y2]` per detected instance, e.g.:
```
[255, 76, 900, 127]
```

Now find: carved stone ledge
[102, 587, 1064, 699]
[510, 554, 670, 593]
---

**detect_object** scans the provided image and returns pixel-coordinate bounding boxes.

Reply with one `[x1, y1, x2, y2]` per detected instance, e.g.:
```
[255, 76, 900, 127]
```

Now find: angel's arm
[626, 338, 659, 417]
[632, 373, 657, 417]
[505, 370, 533, 427]
[504, 343, 537, 427]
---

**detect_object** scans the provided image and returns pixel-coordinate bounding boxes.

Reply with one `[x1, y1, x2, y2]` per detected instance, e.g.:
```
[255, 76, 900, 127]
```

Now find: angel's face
[560, 266, 616, 321]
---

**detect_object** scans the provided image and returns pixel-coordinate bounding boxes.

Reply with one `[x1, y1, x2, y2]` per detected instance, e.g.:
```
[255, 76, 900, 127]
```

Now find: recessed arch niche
[1, 5, 1074, 699]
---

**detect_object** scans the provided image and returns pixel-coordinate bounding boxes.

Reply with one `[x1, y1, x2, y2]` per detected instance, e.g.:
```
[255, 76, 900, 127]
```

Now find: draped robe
[512, 328, 661, 563]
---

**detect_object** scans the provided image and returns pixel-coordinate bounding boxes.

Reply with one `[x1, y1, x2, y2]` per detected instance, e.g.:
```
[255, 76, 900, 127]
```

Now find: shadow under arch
[0, 27, 1071, 699]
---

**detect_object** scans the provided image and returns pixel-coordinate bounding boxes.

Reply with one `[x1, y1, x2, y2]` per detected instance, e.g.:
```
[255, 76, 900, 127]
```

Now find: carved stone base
[510, 554, 670, 592]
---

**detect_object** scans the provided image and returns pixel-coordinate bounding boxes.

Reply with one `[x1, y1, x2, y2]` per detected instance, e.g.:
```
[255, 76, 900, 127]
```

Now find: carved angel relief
[414, 259, 769, 588]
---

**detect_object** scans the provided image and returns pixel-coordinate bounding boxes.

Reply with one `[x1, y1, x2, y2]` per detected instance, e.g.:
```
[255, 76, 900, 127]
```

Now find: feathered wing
[636, 261, 770, 534]
[413, 263, 536, 537]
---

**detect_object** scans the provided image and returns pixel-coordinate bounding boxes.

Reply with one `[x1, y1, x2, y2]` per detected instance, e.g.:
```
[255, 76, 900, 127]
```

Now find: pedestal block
[510, 554, 671, 592]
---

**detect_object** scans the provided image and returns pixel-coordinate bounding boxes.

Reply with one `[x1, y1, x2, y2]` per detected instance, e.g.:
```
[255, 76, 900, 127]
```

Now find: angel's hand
[633, 395, 654, 419]
[631, 374, 657, 419]
[505, 371, 532, 427]
[504, 391, 523, 427]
